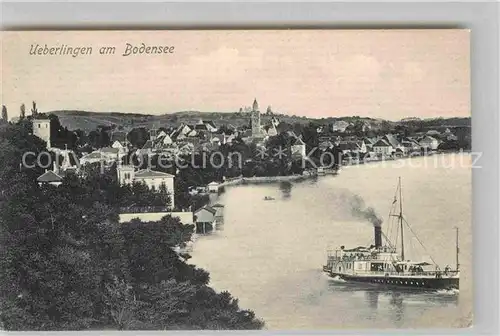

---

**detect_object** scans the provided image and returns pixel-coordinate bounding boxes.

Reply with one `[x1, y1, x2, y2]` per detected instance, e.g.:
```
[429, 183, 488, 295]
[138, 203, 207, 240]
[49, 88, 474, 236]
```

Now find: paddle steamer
[323, 178, 460, 290]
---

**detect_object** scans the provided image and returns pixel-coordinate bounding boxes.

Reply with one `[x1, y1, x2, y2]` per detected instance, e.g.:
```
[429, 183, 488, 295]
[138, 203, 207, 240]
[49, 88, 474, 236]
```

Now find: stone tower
[32, 118, 51, 148]
[251, 98, 261, 138]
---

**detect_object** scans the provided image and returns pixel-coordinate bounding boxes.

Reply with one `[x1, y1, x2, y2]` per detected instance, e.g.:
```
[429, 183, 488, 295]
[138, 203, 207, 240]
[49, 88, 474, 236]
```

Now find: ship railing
[328, 256, 378, 262]
[352, 270, 459, 278]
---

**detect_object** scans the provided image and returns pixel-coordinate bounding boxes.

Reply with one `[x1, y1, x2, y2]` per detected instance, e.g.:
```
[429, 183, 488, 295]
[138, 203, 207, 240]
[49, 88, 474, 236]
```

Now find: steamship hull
[324, 269, 459, 290]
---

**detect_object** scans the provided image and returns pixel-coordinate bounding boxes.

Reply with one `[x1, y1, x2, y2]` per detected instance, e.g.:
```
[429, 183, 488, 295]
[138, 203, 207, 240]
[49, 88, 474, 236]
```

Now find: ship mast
[399, 177, 404, 261]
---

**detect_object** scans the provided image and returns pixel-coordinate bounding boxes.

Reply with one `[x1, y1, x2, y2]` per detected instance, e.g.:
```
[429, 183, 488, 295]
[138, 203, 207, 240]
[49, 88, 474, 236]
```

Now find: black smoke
[346, 193, 383, 227]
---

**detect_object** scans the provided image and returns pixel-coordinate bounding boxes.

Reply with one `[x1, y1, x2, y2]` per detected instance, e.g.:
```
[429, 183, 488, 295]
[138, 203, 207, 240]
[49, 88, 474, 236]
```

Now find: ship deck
[333, 270, 459, 279]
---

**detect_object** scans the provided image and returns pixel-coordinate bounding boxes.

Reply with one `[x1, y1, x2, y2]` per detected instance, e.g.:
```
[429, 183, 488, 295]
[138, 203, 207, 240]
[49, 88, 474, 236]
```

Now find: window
[38, 124, 41, 128]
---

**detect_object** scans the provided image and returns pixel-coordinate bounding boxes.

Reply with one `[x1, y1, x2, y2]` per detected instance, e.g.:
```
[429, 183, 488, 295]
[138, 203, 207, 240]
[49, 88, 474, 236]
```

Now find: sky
[1, 30, 470, 121]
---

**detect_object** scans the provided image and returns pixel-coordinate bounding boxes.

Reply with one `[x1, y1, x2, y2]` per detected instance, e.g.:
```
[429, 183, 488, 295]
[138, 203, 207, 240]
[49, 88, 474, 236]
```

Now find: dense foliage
[0, 122, 264, 330]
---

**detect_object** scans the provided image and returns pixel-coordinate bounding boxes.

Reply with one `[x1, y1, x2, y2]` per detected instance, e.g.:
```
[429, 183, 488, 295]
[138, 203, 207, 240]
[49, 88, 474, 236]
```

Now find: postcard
[0, 29, 471, 330]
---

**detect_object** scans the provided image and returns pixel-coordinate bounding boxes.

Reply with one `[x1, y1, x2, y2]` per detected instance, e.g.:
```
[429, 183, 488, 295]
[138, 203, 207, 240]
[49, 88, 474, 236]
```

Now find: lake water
[190, 153, 472, 329]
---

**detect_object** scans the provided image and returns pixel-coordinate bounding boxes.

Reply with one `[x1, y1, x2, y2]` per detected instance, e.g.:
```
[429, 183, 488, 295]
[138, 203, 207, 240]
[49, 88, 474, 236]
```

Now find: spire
[252, 98, 259, 112]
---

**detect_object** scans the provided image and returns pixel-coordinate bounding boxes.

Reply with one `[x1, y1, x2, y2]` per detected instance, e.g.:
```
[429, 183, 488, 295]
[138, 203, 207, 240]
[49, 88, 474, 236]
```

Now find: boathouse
[194, 206, 217, 234]
[211, 203, 225, 230]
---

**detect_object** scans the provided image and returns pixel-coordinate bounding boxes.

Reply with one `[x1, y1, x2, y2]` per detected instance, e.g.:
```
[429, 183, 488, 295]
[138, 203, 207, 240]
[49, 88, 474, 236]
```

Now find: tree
[127, 128, 149, 148]
[87, 127, 111, 149]
[31, 101, 38, 116]
[301, 122, 319, 153]
[20, 104, 26, 119]
[0, 122, 264, 331]
[0, 124, 130, 330]
[1, 105, 8, 121]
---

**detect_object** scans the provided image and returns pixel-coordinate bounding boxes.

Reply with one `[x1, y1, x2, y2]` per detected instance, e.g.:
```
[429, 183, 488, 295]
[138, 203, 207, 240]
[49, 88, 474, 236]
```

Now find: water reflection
[279, 181, 292, 199]
[326, 279, 459, 326]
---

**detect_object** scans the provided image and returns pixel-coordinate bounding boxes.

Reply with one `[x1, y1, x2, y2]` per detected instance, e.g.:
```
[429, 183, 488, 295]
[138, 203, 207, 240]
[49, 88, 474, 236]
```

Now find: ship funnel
[374, 226, 382, 248]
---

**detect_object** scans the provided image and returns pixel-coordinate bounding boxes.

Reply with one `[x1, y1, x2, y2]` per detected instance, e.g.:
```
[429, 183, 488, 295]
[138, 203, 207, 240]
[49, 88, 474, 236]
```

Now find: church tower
[251, 98, 261, 138]
[149, 124, 158, 141]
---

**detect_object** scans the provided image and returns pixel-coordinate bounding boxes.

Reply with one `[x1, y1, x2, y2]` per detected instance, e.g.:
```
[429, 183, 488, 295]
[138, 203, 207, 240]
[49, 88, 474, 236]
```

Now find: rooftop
[135, 169, 175, 179]
[82, 151, 103, 159]
[37, 170, 63, 183]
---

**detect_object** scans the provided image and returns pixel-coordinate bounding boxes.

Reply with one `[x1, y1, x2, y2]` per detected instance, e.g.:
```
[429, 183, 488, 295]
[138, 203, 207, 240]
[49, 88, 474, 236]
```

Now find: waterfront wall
[242, 174, 307, 183]
[119, 211, 194, 224]
[218, 174, 306, 188]
[216, 170, 339, 189]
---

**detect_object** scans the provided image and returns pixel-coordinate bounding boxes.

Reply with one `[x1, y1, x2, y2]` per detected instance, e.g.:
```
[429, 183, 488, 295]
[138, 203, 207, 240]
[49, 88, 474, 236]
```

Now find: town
[0, 100, 471, 237]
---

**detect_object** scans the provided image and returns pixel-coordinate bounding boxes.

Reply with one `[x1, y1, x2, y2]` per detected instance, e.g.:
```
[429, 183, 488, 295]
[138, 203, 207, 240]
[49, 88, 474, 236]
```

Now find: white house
[111, 141, 129, 158]
[207, 181, 219, 193]
[383, 134, 402, 151]
[265, 124, 278, 137]
[170, 124, 192, 141]
[426, 130, 441, 137]
[211, 203, 224, 218]
[400, 138, 421, 155]
[156, 130, 167, 139]
[291, 136, 306, 158]
[372, 139, 393, 156]
[362, 138, 376, 152]
[100, 146, 125, 158]
[210, 136, 221, 146]
[331, 120, 350, 133]
[160, 134, 173, 145]
[79, 147, 125, 167]
[80, 151, 107, 166]
[225, 133, 237, 144]
[111, 140, 124, 149]
[177, 143, 194, 155]
[338, 142, 360, 155]
[187, 129, 197, 137]
[117, 166, 175, 208]
[358, 141, 368, 153]
[419, 136, 440, 150]
[204, 121, 218, 133]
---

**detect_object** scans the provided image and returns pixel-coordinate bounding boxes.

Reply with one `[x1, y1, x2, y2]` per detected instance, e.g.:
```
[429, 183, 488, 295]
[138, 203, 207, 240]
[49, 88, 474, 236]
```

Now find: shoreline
[216, 150, 468, 190]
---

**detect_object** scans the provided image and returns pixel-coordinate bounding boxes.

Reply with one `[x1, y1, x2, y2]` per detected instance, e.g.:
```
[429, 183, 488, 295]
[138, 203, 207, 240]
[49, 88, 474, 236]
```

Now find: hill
[51, 110, 324, 131]
[49, 110, 470, 132]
